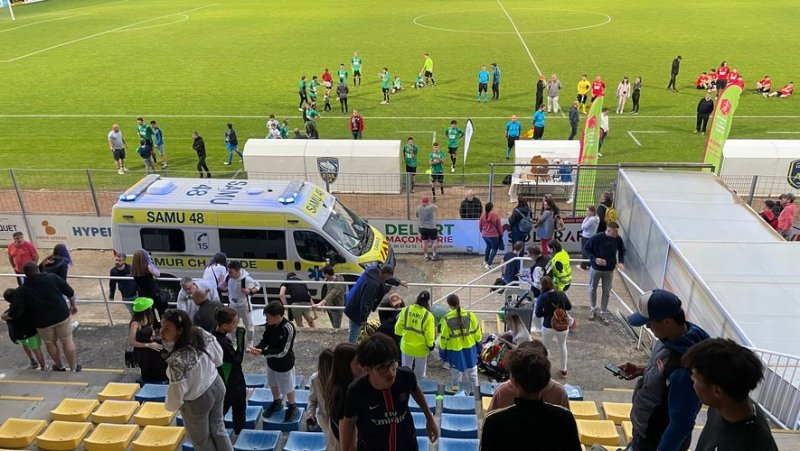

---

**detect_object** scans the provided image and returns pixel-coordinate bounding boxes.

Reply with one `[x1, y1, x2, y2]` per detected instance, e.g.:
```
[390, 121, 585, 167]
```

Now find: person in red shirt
[7, 232, 39, 285]
[756, 76, 772, 93]
[716, 61, 730, 95]
[728, 69, 743, 88]
[696, 72, 712, 90]
[759, 200, 779, 230]
[766, 82, 793, 98]
[776, 193, 797, 239]
[591, 75, 605, 102]
[349, 109, 364, 139]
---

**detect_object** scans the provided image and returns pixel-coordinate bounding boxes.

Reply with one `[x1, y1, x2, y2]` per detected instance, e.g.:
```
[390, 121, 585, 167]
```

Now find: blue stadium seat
[564, 384, 584, 401]
[245, 374, 268, 388]
[262, 406, 305, 432]
[248, 388, 274, 407]
[440, 414, 479, 439]
[411, 412, 427, 436]
[479, 381, 498, 397]
[293, 390, 310, 408]
[182, 429, 233, 451]
[294, 375, 304, 389]
[176, 413, 183, 426]
[135, 384, 168, 403]
[225, 406, 264, 429]
[232, 430, 282, 451]
[417, 436, 430, 451]
[442, 395, 476, 414]
[283, 431, 326, 451]
[439, 437, 480, 451]
[409, 394, 437, 414]
[418, 379, 439, 395]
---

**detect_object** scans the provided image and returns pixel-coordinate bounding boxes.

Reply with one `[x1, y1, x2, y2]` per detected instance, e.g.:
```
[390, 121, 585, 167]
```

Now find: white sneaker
[450, 166, 455, 173]
[223, 161, 231, 165]
[483, 262, 491, 270]
[71, 321, 80, 330]
[380, 101, 387, 105]
[598, 152, 603, 157]
[117, 168, 124, 175]
[298, 108, 303, 112]
[123, 167, 129, 172]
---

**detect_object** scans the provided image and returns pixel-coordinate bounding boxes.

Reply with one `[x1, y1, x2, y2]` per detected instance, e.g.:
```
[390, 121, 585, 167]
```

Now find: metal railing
[719, 174, 800, 207]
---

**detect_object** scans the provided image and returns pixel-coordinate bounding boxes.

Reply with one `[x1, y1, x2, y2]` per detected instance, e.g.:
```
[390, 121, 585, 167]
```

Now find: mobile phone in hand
[604, 363, 630, 379]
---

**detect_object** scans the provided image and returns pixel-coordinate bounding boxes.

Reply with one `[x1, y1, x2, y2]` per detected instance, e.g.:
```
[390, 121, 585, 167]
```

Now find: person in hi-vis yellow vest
[394, 291, 435, 379]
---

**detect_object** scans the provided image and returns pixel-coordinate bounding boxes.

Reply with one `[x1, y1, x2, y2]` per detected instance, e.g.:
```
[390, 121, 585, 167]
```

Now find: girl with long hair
[535, 276, 572, 377]
[128, 297, 165, 382]
[212, 307, 247, 435]
[479, 202, 503, 269]
[306, 348, 336, 450]
[39, 243, 72, 280]
[325, 343, 364, 448]
[131, 249, 164, 314]
[161, 310, 232, 451]
[203, 253, 228, 297]
[394, 291, 435, 379]
[439, 294, 482, 394]
[501, 311, 531, 347]
[537, 196, 556, 256]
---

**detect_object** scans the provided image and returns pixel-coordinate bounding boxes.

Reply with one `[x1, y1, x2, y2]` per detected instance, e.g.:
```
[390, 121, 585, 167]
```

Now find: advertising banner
[462, 119, 474, 169]
[703, 83, 743, 175]
[576, 96, 604, 209]
[27, 215, 113, 250]
[0, 214, 27, 243]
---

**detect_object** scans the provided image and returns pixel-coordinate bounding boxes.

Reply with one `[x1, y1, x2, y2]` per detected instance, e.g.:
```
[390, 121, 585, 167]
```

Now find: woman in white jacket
[161, 310, 232, 451]
[616, 76, 631, 114]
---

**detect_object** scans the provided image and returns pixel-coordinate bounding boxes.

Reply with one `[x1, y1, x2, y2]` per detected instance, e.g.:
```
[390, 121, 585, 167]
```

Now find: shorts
[113, 148, 126, 161]
[226, 142, 238, 151]
[266, 366, 296, 396]
[19, 334, 42, 350]
[424, 70, 433, 78]
[591, 94, 601, 102]
[776, 92, 788, 97]
[420, 227, 438, 241]
[353, 70, 361, 76]
[156, 144, 165, 156]
[289, 302, 314, 323]
[323, 81, 332, 88]
[37, 316, 73, 344]
[577, 94, 588, 104]
[406, 165, 417, 173]
[382, 87, 389, 94]
[431, 173, 444, 184]
[448, 147, 458, 157]
[478, 82, 487, 92]
[507, 136, 519, 149]
[717, 80, 728, 90]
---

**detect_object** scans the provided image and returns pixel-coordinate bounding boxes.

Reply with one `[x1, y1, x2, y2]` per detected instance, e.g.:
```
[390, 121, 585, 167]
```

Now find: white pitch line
[628, 130, 667, 147]
[395, 130, 437, 144]
[0, 0, 130, 23]
[495, 0, 542, 76]
[767, 131, 800, 134]
[1, 4, 217, 63]
[0, 14, 84, 34]
[1, 114, 800, 120]
[627, 131, 642, 146]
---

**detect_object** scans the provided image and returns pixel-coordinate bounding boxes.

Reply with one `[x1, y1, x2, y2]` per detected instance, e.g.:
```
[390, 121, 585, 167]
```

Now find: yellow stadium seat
[97, 383, 140, 402]
[50, 398, 100, 422]
[134, 402, 178, 427]
[84, 423, 139, 451]
[132, 426, 185, 451]
[36, 421, 92, 451]
[602, 402, 632, 424]
[91, 400, 140, 424]
[570, 401, 601, 420]
[575, 419, 620, 447]
[622, 420, 634, 443]
[0, 418, 47, 448]
[481, 397, 492, 413]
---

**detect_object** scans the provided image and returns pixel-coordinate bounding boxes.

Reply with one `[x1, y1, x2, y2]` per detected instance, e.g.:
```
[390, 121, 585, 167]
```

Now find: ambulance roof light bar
[119, 174, 161, 202]
[278, 180, 306, 204]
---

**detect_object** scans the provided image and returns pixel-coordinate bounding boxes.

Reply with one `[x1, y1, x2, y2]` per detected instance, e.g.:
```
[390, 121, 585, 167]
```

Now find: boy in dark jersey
[340, 333, 438, 451]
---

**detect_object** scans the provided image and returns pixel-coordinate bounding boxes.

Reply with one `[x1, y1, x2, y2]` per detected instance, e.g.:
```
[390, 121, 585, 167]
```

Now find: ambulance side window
[140, 228, 185, 252]
[219, 229, 286, 260]
[294, 231, 334, 262]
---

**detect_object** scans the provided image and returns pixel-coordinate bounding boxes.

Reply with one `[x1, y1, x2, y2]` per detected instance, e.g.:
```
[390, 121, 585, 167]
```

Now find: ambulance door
[290, 230, 342, 298]
[217, 227, 289, 301]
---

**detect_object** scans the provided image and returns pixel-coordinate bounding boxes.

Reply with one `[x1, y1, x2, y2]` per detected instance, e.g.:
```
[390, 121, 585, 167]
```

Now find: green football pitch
[0, 0, 798, 187]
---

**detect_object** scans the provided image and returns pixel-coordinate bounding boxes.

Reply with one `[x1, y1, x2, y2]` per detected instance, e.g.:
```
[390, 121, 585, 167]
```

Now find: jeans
[180, 376, 233, 451]
[579, 236, 590, 269]
[348, 319, 361, 343]
[510, 231, 528, 256]
[483, 236, 500, 265]
[589, 268, 614, 313]
[542, 327, 569, 372]
[568, 122, 578, 140]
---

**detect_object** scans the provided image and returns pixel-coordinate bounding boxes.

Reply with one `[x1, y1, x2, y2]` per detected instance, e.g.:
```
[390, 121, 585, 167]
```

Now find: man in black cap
[668, 55, 682, 92]
[616, 289, 709, 451]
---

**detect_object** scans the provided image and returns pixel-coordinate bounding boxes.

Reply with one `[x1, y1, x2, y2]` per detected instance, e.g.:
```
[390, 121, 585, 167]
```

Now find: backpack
[517, 208, 533, 234]
[554, 214, 565, 232]
[604, 203, 618, 224]
[551, 299, 570, 331]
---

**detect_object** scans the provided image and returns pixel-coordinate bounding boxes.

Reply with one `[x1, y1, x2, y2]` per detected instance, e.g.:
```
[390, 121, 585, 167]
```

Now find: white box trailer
[720, 139, 800, 196]
[243, 139, 401, 193]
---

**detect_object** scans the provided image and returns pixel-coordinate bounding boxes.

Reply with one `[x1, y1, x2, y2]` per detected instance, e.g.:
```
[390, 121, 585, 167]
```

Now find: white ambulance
[111, 175, 394, 300]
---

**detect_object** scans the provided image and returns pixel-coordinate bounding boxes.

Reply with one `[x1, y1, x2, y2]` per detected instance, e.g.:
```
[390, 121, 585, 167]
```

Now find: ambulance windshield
[323, 200, 369, 254]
